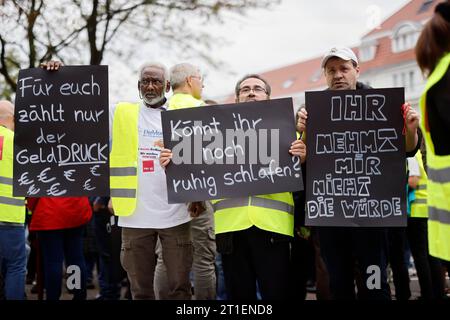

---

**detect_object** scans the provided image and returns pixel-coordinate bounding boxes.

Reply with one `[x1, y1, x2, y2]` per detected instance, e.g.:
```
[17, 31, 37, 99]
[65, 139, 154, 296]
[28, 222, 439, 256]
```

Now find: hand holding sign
[289, 139, 306, 163]
[40, 60, 63, 71]
[160, 148, 172, 168]
[402, 102, 420, 153]
[296, 108, 308, 134]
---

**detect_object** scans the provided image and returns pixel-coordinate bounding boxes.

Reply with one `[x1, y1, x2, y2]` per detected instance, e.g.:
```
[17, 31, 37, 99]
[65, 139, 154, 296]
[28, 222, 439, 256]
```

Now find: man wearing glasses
[109, 62, 194, 300]
[161, 74, 305, 299]
[155, 63, 217, 300]
[212, 74, 305, 300]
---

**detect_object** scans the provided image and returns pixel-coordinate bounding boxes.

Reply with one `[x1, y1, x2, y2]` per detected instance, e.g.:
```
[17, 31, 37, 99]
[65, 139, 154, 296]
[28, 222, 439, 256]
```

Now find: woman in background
[415, 0, 450, 265]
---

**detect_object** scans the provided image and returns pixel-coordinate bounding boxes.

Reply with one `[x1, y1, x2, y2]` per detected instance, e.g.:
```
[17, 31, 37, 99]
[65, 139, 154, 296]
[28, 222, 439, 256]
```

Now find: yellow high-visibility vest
[168, 93, 204, 110]
[410, 150, 428, 218]
[420, 52, 450, 261]
[0, 126, 25, 224]
[212, 194, 294, 237]
[109, 102, 139, 216]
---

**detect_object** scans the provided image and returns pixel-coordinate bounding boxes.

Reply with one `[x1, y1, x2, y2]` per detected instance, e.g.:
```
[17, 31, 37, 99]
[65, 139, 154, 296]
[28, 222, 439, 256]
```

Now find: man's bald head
[0, 100, 15, 131]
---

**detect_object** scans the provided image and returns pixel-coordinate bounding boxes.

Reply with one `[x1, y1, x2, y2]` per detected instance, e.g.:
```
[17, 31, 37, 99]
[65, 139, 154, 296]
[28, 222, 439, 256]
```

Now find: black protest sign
[161, 98, 303, 203]
[305, 88, 406, 227]
[13, 66, 109, 197]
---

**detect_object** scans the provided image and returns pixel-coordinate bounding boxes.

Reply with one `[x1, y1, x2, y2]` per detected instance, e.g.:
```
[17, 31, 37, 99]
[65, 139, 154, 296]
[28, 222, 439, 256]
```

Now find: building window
[392, 23, 421, 53]
[282, 78, 295, 89]
[310, 68, 322, 83]
[418, 0, 435, 14]
[359, 39, 378, 62]
[393, 74, 398, 87]
[401, 72, 406, 88]
[409, 71, 415, 91]
[359, 45, 377, 62]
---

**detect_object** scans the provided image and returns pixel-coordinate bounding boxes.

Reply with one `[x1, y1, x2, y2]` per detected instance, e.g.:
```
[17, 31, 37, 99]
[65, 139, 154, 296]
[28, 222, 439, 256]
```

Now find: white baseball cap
[321, 47, 359, 69]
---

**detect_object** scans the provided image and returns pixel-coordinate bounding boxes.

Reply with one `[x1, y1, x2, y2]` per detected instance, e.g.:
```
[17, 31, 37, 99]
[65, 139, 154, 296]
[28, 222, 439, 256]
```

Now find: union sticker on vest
[142, 159, 154, 173]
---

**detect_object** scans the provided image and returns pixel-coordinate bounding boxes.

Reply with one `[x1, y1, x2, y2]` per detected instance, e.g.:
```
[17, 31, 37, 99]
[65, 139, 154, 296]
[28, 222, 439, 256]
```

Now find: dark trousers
[94, 210, 125, 300]
[290, 234, 311, 301]
[311, 228, 332, 300]
[37, 226, 87, 300]
[219, 226, 291, 300]
[318, 227, 391, 300]
[387, 227, 411, 300]
[407, 217, 445, 299]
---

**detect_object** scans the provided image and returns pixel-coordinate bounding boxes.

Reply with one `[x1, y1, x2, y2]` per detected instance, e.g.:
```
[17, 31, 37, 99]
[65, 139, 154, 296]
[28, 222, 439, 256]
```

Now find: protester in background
[90, 196, 125, 300]
[154, 63, 216, 300]
[407, 149, 446, 299]
[297, 47, 421, 300]
[415, 0, 450, 263]
[0, 100, 27, 300]
[161, 74, 306, 300]
[26, 195, 92, 300]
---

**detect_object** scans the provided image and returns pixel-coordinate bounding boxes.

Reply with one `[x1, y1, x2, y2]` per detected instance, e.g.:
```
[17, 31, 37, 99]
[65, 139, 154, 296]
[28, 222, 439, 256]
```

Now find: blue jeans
[37, 226, 87, 300]
[0, 225, 27, 300]
[215, 254, 227, 300]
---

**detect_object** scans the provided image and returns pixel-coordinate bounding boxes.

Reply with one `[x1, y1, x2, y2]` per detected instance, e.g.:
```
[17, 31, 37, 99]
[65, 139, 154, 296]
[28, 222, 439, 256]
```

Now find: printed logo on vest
[143, 160, 154, 173]
[0, 136, 4, 160]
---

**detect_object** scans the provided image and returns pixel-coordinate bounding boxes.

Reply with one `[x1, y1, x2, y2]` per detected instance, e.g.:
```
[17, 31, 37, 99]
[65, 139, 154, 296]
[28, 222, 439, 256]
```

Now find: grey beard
[143, 93, 165, 106]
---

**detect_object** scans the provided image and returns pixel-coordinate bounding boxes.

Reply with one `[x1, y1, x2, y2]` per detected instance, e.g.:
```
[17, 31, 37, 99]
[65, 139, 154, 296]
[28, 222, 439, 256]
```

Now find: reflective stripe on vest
[0, 222, 24, 227]
[110, 188, 136, 198]
[110, 167, 137, 176]
[429, 207, 450, 224]
[0, 126, 25, 224]
[420, 52, 450, 261]
[0, 196, 25, 207]
[411, 150, 428, 218]
[428, 167, 450, 183]
[213, 193, 294, 237]
[213, 196, 295, 215]
[109, 103, 139, 216]
[0, 176, 13, 185]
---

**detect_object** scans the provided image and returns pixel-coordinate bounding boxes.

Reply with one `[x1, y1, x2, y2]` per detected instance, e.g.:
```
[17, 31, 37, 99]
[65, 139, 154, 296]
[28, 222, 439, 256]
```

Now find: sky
[106, 0, 411, 104]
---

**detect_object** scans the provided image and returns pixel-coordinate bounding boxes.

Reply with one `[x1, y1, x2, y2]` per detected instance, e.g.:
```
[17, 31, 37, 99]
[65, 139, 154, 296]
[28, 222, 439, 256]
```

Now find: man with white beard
[108, 62, 194, 300]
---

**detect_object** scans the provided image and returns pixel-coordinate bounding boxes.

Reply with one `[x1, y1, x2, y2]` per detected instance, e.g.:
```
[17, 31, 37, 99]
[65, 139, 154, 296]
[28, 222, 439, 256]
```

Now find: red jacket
[27, 197, 92, 231]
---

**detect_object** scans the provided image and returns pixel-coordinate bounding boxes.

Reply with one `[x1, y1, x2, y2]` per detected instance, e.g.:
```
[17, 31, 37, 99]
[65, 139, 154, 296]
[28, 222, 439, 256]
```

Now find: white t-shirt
[407, 156, 420, 177]
[110, 102, 191, 229]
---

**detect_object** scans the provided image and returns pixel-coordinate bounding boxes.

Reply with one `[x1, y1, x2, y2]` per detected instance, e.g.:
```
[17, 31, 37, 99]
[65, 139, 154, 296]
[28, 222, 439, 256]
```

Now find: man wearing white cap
[296, 47, 421, 300]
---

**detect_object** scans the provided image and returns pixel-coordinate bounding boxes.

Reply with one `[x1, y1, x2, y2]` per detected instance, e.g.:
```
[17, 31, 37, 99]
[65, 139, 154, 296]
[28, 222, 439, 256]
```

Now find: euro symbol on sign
[83, 179, 95, 191]
[37, 167, 56, 183]
[47, 183, 67, 196]
[64, 169, 76, 182]
[18, 172, 34, 186]
[27, 184, 40, 196]
[90, 165, 101, 177]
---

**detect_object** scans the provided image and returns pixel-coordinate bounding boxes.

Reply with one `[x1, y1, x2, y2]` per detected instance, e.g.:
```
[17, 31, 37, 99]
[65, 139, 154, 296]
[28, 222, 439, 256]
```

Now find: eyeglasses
[238, 85, 267, 95]
[140, 78, 163, 86]
[190, 75, 203, 83]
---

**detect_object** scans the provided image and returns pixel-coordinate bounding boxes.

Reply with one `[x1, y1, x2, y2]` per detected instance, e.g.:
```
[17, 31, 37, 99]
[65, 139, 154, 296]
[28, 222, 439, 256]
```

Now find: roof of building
[223, 0, 438, 103]
[364, 0, 437, 37]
